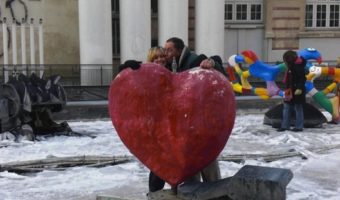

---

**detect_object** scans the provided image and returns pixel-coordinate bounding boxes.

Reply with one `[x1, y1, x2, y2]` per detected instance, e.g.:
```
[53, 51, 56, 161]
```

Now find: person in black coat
[163, 37, 227, 76]
[277, 50, 307, 132]
[148, 38, 225, 193]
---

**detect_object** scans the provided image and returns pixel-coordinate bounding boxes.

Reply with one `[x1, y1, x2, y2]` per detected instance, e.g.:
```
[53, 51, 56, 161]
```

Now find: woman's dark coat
[284, 58, 307, 104]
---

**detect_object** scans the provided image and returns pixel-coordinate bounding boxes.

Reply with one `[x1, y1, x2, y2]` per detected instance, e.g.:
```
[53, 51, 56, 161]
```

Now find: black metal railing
[1, 61, 338, 87]
[0, 64, 119, 86]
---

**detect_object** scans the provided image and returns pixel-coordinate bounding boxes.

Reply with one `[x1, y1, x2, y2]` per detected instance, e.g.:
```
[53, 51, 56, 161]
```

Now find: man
[277, 50, 306, 132]
[163, 37, 227, 75]
[149, 37, 226, 193]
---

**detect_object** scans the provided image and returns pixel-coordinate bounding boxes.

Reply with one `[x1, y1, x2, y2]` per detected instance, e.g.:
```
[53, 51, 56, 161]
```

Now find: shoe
[277, 128, 289, 132]
[292, 128, 303, 132]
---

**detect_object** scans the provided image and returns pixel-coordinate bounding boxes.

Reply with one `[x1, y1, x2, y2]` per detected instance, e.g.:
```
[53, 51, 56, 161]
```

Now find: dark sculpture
[0, 73, 73, 141]
[263, 103, 328, 128]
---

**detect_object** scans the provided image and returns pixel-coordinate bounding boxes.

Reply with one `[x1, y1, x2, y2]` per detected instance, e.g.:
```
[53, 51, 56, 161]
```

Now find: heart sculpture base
[109, 64, 236, 186]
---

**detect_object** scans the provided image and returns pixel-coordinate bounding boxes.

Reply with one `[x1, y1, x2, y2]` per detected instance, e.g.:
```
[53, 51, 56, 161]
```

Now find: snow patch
[0, 116, 340, 200]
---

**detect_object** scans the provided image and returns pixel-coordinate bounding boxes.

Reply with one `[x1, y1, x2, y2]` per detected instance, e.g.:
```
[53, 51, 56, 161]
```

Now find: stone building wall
[264, 0, 306, 50]
[0, 0, 79, 65]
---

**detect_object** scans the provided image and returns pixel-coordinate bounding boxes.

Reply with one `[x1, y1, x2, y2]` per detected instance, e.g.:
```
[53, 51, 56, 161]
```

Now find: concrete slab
[97, 165, 293, 200]
[177, 165, 293, 200]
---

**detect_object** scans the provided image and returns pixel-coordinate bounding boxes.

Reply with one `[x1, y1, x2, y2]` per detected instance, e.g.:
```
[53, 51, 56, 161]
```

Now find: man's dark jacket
[166, 46, 227, 77]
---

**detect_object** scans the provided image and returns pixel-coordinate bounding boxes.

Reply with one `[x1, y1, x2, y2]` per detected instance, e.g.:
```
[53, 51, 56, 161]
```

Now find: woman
[118, 46, 166, 72]
[147, 46, 166, 66]
[146, 46, 172, 192]
[277, 50, 306, 132]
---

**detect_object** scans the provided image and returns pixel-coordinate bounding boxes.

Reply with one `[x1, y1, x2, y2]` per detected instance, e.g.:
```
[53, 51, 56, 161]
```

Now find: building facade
[0, 0, 340, 85]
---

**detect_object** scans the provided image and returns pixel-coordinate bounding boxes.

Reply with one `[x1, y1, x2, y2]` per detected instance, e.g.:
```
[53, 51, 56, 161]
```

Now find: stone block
[147, 189, 182, 200]
[177, 178, 232, 200]
[227, 165, 293, 200]
[97, 165, 293, 200]
[177, 165, 293, 200]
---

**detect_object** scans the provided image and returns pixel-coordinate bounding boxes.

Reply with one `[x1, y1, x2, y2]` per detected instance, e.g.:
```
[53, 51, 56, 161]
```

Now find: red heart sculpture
[109, 63, 235, 186]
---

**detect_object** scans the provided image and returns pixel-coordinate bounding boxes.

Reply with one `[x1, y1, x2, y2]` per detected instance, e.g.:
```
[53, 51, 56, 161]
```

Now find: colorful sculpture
[304, 54, 340, 123]
[227, 50, 286, 100]
[228, 48, 340, 123]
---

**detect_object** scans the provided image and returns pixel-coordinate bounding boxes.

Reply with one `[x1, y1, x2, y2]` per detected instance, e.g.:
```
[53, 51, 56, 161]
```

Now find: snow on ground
[0, 113, 340, 200]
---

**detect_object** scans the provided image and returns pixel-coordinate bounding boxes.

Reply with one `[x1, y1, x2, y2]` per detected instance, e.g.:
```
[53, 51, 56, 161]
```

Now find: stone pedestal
[147, 190, 181, 200]
[97, 165, 293, 200]
[153, 165, 293, 200]
[223, 165, 293, 200]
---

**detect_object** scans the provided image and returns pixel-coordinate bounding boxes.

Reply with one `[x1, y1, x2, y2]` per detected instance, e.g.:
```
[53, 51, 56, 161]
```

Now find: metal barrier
[1, 61, 338, 86]
[0, 64, 116, 86]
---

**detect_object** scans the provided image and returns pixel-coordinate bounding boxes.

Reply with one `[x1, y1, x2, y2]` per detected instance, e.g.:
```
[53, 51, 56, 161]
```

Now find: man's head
[283, 50, 298, 65]
[164, 37, 185, 64]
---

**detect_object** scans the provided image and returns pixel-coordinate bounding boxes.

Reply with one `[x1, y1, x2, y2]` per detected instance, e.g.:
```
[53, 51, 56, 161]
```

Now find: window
[330, 4, 339, 27]
[151, 0, 158, 14]
[305, 0, 340, 28]
[316, 5, 326, 27]
[251, 4, 261, 20]
[305, 5, 313, 27]
[236, 4, 247, 20]
[225, 4, 233, 20]
[225, 0, 262, 23]
[112, 0, 120, 55]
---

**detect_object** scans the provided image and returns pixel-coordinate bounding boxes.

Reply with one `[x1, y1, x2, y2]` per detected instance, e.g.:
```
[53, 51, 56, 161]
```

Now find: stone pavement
[97, 165, 293, 200]
[53, 96, 284, 121]
[55, 86, 286, 120]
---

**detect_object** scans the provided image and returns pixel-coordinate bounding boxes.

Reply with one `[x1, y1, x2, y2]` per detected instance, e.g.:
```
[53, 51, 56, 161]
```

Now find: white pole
[158, 0, 188, 46]
[79, 0, 113, 86]
[119, 0, 151, 62]
[3, 18, 9, 83]
[29, 18, 35, 74]
[21, 18, 27, 75]
[12, 19, 17, 66]
[195, 0, 225, 57]
[38, 18, 44, 78]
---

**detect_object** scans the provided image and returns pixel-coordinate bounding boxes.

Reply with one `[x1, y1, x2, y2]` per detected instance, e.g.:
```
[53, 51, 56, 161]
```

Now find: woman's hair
[147, 46, 165, 62]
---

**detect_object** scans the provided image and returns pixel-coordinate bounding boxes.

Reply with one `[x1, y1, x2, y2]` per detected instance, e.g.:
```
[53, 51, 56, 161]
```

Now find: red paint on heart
[109, 63, 235, 186]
